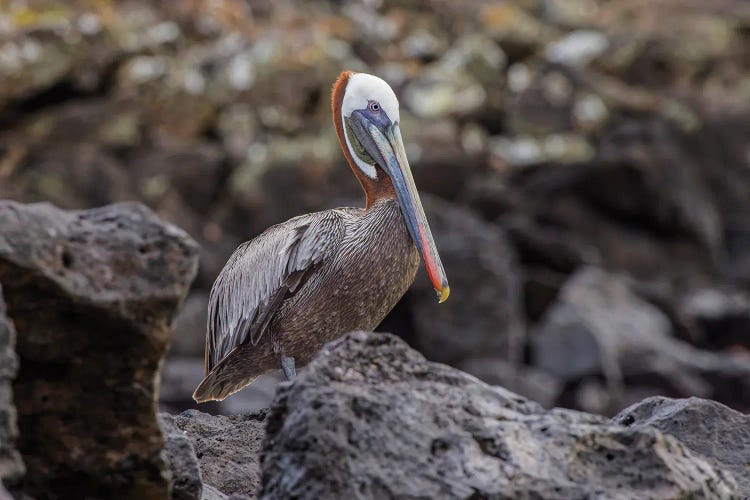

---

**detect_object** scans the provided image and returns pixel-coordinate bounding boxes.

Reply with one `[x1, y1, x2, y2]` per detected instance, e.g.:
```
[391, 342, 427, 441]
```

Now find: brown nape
[331, 71, 396, 209]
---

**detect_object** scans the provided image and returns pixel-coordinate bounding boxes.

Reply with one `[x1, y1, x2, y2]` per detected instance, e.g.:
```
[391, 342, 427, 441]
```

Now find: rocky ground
[0, 0, 749, 497]
[1, 0, 749, 418]
[0, 173, 748, 498]
[158, 332, 749, 499]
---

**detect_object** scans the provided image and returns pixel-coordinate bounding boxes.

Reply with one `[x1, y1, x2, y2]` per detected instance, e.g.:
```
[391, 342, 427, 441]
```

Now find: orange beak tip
[437, 285, 450, 303]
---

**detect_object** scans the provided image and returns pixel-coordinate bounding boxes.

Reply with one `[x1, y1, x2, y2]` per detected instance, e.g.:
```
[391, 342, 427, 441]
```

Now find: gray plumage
[194, 198, 419, 402]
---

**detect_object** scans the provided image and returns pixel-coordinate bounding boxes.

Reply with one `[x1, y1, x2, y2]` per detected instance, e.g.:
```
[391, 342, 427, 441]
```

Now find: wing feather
[204, 211, 345, 373]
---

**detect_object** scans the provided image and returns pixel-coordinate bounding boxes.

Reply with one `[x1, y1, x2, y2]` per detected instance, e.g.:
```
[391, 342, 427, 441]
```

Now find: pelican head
[332, 71, 449, 303]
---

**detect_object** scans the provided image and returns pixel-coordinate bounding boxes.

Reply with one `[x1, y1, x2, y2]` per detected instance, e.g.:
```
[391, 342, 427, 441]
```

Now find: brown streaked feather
[204, 211, 345, 374]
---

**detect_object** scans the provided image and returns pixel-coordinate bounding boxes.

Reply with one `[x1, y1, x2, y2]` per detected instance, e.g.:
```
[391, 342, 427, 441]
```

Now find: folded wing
[205, 211, 345, 374]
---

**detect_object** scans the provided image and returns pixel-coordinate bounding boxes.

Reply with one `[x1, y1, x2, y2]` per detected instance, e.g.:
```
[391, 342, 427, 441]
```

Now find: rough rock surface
[0, 286, 23, 487]
[161, 414, 203, 500]
[261, 331, 737, 499]
[0, 201, 199, 499]
[615, 396, 750, 496]
[169, 410, 267, 499]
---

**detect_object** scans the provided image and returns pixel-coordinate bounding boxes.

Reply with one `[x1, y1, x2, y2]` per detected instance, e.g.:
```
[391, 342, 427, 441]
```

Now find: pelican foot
[281, 356, 296, 380]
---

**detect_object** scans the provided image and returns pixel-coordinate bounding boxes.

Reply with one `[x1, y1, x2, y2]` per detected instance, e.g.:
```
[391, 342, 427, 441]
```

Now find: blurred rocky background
[1, 0, 749, 419]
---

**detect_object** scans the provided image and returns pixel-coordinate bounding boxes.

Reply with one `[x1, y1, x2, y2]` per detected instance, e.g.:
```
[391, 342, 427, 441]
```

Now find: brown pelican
[193, 71, 449, 402]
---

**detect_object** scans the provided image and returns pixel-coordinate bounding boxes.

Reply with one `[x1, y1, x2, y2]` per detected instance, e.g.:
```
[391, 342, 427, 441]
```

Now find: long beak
[365, 121, 450, 303]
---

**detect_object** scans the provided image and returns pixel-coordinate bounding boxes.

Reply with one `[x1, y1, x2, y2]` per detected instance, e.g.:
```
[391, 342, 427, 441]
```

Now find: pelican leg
[281, 355, 296, 380]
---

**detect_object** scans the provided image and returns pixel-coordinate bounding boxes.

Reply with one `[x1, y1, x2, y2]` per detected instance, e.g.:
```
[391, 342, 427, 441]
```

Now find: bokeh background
[1, 0, 749, 417]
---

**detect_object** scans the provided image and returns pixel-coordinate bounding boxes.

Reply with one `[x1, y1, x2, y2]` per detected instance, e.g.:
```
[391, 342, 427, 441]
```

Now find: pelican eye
[369, 101, 381, 112]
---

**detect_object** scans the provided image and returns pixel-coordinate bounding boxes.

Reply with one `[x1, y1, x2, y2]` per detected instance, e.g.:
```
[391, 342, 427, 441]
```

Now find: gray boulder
[531, 266, 670, 385]
[260, 331, 737, 499]
[615, 396, 750, 495]
[532, 266, 750, 414]
[0, 200, 199, 499]
[161, 414, 203, 500]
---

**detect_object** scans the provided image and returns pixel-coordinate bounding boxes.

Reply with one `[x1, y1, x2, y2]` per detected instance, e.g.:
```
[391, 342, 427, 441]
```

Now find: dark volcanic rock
[615, 397, 750, 495]
[0, 201, 199, 499]
[531, 266, 671, 385]
[2, 0, 750, 455]
[411, 196, 525, 364]
[160, 414, 203, 500]
[494, 157, 720, 287]
[261, 331, 737, 499]
[171, 410, 267, 499]
[592, 120, 723, 254]
[532, 266, 750, 415]
[0, 286, 24, 487]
